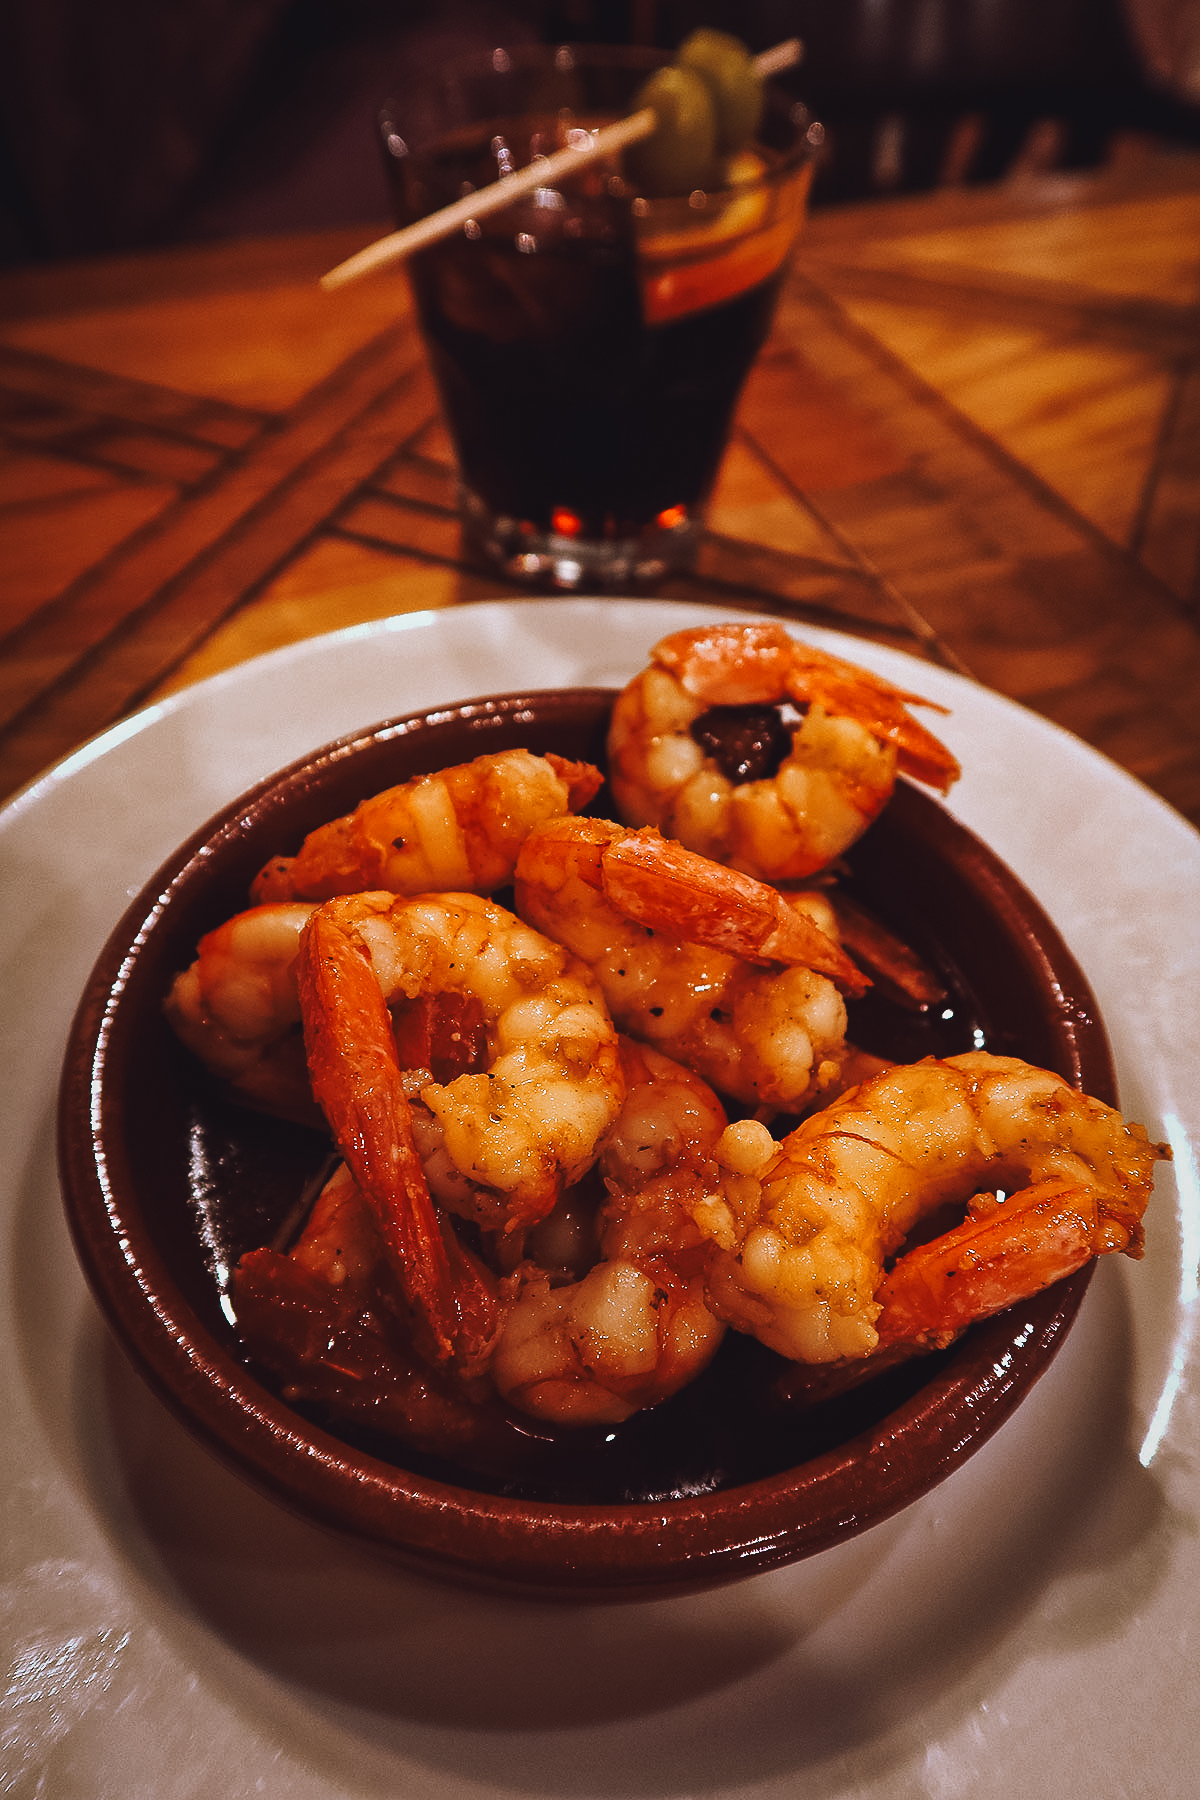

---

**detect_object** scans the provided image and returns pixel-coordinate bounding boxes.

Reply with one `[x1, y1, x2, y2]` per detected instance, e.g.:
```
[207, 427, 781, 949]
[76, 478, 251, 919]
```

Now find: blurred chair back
[5, 0, 1199, 264]
[650, 0, 1200, 202]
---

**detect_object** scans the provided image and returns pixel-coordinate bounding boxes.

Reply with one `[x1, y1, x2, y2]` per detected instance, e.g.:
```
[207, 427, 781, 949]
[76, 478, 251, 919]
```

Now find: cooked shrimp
[251, 748, 603, 903]
[167, 888, 626, 1234]
[607, 621, 960, 881]
[490, 1040, 730, 1425]
[232, 1163, 511, 1458]
[167, 899, 463, 1124]
[699, 1052, 1167, 1364]
[164, 901, 320, 1123]
[295, 890, 625, 1236]
[237, 1040, 731, 1427]
[514, 815, 860, 1111]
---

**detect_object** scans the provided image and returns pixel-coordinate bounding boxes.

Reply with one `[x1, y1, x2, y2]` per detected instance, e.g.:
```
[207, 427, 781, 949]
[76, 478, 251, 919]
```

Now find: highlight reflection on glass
[1139, 1108, 1200, 1467]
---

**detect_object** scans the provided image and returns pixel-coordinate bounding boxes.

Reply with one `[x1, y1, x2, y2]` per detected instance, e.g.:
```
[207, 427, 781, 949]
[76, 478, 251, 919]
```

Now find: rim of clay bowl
[58, 690, 1110, 1597]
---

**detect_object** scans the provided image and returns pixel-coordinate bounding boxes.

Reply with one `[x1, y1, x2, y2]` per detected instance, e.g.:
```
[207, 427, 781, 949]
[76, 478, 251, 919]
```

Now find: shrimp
[164, 901, 320, 1123]
[166, 899, 487, 1125]
[606, 621, 961, 881]
[250, 748, 603, 903]
[295, 890, 625, 1236]
[236, 1040, 731, 1428]
[698, 1052, 1168, 1364]
[514, 815, 863, 1112]
[166, 890, 626, 1235]
[489, 1040, 731, 1425]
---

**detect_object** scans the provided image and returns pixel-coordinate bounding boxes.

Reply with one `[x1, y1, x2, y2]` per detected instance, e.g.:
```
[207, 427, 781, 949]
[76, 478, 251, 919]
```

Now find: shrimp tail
[544, 752, 606, 811]
[784, 644, 960, 794]
[822, 889, 947, 1008]
[874, 1178, 1116, 1350]
[599, 827, 870, 992]
[296, 906, 499, 1371]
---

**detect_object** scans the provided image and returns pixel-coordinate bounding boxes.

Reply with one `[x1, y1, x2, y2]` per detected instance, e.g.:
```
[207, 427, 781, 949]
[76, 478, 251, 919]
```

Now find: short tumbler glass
[380, 44, 818, 590]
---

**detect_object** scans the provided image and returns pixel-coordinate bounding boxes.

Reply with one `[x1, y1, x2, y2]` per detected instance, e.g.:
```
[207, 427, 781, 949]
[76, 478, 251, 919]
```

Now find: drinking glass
[380, 44, 819, 590]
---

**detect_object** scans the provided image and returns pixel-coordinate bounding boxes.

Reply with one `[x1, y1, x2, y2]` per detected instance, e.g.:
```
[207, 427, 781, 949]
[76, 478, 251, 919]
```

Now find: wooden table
[2, 143, 1199, 823]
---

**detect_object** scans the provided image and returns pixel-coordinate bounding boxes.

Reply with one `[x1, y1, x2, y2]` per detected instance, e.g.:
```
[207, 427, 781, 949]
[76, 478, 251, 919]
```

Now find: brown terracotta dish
[58, 690, 1115, 1597]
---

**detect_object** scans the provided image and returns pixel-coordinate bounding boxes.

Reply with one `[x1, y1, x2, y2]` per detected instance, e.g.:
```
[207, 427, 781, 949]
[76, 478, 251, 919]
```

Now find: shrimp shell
[251, 748, 603, 902]
[514, 815, 855, 1111]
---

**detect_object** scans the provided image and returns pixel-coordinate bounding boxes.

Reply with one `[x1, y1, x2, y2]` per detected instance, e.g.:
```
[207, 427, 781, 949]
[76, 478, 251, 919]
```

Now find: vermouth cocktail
[381, 44, 816, 588]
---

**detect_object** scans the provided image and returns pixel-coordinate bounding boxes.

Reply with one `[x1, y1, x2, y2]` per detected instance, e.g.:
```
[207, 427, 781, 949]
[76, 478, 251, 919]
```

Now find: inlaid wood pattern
[1, 154, 1197, 824]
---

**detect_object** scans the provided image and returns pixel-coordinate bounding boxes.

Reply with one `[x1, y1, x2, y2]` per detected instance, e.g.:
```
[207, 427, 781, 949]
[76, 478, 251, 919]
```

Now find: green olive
[625, 63, 717, 198]
[677, 27, 762, 157]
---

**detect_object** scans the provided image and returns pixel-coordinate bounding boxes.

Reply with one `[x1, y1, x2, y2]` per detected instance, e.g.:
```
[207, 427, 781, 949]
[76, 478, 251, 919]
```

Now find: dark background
[2, 0, 1197, 266]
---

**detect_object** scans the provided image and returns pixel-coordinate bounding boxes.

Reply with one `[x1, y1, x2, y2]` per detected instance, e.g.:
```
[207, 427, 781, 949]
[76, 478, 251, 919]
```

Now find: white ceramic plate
[3, 598, 1197, 1800]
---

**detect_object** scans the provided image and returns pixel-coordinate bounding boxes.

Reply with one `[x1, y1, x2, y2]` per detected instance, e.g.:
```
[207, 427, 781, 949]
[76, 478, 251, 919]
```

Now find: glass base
[460, 486, 704, 591]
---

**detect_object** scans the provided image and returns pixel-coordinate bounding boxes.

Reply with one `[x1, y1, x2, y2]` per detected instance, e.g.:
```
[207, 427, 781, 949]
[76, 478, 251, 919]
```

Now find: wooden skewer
[754, 37, 804, 79]
[322, 109, 657, 292]
[320, 37, 803, 291]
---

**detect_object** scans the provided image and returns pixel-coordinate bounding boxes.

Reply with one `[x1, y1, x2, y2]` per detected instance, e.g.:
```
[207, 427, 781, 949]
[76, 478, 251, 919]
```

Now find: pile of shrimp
[166, 623, 1168, 1443]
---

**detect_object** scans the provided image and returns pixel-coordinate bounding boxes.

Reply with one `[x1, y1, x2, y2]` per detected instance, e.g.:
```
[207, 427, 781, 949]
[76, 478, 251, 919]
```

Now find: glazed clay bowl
[58, 690, 1114, 1597]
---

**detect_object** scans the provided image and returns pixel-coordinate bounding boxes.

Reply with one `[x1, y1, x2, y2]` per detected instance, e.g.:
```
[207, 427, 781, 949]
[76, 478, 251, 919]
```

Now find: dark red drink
[381, 49, 815, 586]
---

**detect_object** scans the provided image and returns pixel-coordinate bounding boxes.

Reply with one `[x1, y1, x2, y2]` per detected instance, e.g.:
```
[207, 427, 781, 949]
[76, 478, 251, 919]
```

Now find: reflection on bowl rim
[57, 689, 1111, 1598]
